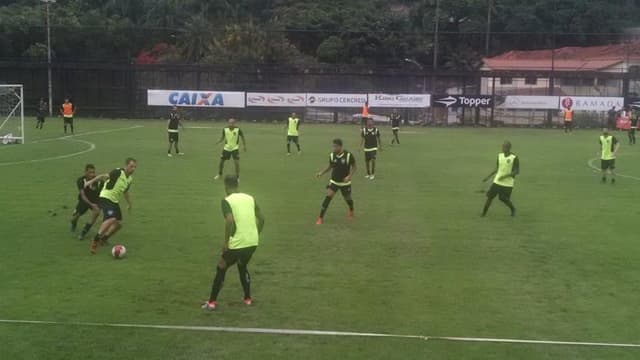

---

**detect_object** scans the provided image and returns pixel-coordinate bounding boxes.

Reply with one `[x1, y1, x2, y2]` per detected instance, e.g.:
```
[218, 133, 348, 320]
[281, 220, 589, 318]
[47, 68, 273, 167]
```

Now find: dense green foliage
[1, 1, 640, 68]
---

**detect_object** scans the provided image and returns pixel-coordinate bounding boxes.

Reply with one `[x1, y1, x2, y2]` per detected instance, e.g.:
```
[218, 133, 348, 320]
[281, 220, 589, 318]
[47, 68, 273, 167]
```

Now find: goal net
[0, 84, 25, 145]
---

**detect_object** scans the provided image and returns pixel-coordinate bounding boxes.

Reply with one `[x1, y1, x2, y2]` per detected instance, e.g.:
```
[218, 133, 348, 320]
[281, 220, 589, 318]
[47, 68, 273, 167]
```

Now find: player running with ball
[315, 139, 356, 224]
[85, 158, 137, 255]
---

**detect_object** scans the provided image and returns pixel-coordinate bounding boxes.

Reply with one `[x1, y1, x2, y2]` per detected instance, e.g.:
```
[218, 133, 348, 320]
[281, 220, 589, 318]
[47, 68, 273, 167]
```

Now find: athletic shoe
[178, 152, 185, 156]
[99, 238, 110, 247]
[214, 174, 221, 180]
[315, 217, 323, 225]
[297, 150, 302, 155]
[287, 153, 291, 156]
[370, 175, 375, 180]
[201, 301, 217, 311]
[167, 153, 172, 157]
[77, 232, 86, 240]
[348, 209, 354, 220]
[365, 175, 371, 179]
[243, 298, 253, 306]
[89, 240, 98, 255]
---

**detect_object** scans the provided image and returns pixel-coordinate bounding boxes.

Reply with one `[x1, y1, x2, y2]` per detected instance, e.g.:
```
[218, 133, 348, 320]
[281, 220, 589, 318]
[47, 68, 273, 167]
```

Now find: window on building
[499, 77, 513, 85]
[524, 77, 537, 85]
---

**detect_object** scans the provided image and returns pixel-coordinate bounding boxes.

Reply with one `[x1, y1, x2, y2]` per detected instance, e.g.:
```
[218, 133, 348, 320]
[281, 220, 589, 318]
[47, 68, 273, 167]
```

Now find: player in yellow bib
[215, 118, 246, 180]
[202, 175, 265, 311]
[84, 158, 137, 254]
[286, 112, 302, 155]
[482, 141, 519, 217]
[598, 128, 619, 184]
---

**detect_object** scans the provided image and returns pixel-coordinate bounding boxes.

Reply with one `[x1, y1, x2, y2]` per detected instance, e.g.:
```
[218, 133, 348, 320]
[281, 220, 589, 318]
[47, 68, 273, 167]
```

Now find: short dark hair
[224, 175, 239, 188]
[85, 164, 95, 171]
[332, 138, 343, 146]
[125, 157, 137, 165]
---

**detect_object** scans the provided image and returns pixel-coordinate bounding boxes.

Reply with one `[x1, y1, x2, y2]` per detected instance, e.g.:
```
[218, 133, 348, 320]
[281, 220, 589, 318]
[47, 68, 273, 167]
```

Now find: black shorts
[222, 246, 257, 267]
[221, 149, 240, 160]
[64, 117, 73, 124]
[37, 115, 45, 122]
[601, 159, 616, 170]
[287, 135, 299, 143]
[168, 132, 179, 143]
[327, 182, 352, 197]
[564, 121, 572, 128]
[73, 200, 97, 216]
[487, 183, 513, 200]
[364, 150, 377, 161]
[99, 198, 122, 221]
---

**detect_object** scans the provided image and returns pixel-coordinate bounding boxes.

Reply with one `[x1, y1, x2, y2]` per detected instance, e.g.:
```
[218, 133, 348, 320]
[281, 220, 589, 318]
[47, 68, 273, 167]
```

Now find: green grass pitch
[1, 119, 640, 359]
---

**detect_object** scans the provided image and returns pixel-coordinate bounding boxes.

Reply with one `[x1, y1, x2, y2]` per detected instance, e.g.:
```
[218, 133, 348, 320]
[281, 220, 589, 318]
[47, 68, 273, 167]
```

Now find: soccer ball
[111, 245, 127, 259]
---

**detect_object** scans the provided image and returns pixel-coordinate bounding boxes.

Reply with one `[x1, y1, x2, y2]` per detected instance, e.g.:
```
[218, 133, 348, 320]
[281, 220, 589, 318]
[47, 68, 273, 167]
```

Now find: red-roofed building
[482, 42, 640, 96]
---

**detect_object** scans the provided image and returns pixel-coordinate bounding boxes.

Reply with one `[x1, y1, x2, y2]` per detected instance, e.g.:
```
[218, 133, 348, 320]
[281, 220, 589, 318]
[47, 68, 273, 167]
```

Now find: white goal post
[0, 84, 25, 145]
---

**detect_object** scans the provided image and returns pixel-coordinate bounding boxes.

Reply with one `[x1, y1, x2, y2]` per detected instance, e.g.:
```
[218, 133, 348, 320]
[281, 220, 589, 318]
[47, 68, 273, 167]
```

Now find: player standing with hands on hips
[360, 119, 382, 179]
[167, 106, 185, 157]
[598, 128, 619, 184]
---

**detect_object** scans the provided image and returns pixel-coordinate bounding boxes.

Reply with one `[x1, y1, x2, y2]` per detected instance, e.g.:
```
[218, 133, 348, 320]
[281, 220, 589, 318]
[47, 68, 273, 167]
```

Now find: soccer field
[1, 119, 640, 359]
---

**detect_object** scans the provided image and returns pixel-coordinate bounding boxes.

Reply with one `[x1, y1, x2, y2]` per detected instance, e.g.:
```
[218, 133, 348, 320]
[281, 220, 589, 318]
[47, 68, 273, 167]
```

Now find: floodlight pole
[42, 0, 56, 117]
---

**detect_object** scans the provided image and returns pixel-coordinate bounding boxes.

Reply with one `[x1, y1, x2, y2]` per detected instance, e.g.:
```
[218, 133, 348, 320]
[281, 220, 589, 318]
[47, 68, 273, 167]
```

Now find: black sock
[346, 199, 354, 211]
[371, 161, 376, 175]
[218, 161, 224, 176]
[482, 199, 492, 216]
[70, 125, 74, 134]
[500, 198, 515, 215]
[602, 176, 607, 183]
[287, 143, 291, 153]
[320, 196, 332, 218]
[209, 266, 227, 302]
[611, 178, 616, 184]
[71, 218, 78, 228]
[93, 233, 102, 241]
[81, 223, 93, 236]
[175, 145, 180, 154]
[296, 143, 301, 151]
[366, 161, 371, 175]
[238, 264, 251, 299]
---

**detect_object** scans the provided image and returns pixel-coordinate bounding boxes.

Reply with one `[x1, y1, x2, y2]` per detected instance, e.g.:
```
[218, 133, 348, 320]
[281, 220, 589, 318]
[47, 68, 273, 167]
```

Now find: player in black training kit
[36, 97, 47, 129]
[390, 109, 401, 145]
[167, 106, 184, 156]
[71, 164, 103, 239]
[315, 139, 356, 224]
[360, 119, 382, 179]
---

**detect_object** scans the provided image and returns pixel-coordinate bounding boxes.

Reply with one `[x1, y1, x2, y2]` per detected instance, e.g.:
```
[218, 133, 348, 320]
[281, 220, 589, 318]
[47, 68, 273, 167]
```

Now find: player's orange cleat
[201, 301, 217, 311]
[315, 217, 323, 225]
[348, 209, 354, 219]
[243, 298, 253, 306]
[89, 240, 98, 255]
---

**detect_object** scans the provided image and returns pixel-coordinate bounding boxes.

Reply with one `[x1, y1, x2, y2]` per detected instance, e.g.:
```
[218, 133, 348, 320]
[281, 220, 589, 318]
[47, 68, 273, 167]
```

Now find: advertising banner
[559, 96, 624, 111]
[433, 95, 493, 108]
[246, 92, 306, 107]
[497, 96, 559, 110]
[368, 93, 431, 108]
[305, 93, 368, 108]
[147, 90, 245, 108]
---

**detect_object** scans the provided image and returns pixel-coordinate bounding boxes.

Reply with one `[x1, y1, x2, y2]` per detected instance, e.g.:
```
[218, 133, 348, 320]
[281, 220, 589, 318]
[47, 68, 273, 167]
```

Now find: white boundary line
[587, 156, 640, 181]
[0, 126, 144, 166]
[0, 138, 95, 167]
[1, 319, 640, 348]
[31, 125, 144, 144]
